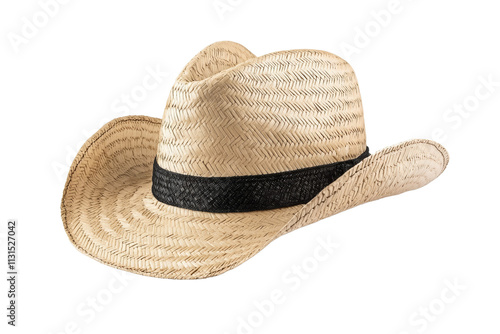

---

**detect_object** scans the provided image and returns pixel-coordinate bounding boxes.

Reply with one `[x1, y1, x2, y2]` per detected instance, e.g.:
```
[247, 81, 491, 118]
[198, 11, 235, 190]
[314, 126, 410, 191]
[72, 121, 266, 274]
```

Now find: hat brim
[61, 116, 448, 279]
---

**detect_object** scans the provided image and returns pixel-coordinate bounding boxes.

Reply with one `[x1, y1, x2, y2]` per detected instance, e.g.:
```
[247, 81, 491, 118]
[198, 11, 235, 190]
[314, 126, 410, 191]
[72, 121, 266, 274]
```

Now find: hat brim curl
[61, 116, 448, 279]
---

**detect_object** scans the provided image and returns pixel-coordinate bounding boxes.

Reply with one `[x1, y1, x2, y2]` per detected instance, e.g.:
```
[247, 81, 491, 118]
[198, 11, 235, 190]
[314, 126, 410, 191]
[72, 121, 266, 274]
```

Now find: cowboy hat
[61, 41, 449, 279]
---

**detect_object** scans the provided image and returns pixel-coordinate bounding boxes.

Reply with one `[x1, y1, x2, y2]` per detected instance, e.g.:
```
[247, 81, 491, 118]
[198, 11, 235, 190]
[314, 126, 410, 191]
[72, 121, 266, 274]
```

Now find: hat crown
[156, 42, 366, 177]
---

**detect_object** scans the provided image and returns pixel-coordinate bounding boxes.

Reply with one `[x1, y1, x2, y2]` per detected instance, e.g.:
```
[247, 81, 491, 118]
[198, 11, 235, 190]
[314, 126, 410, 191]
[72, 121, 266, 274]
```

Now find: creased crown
[156, 41, 366, 177]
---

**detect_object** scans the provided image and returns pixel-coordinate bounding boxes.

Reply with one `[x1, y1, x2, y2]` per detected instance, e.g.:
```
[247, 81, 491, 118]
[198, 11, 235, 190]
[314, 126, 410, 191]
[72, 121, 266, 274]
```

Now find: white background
[1, 0, 499, 333]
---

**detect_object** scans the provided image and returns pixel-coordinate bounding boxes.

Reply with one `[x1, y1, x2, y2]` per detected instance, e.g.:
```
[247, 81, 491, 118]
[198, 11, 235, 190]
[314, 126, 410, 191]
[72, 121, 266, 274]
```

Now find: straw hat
[61, 41, 449, 279]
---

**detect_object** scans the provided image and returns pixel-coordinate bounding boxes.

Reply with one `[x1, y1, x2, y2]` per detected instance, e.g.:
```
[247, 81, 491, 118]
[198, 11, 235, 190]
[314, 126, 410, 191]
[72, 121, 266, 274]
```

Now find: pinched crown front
[156, 41, 366, 177]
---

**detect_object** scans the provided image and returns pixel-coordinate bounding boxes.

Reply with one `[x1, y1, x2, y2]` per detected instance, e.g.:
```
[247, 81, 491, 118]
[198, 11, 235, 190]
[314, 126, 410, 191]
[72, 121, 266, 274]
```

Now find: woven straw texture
[61, 42, 449, 279]
[157, 41, 366, 177]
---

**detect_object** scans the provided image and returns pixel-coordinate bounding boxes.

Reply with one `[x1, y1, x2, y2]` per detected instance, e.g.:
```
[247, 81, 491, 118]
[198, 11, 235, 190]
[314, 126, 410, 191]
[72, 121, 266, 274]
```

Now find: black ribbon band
[152, 147, 370, 213]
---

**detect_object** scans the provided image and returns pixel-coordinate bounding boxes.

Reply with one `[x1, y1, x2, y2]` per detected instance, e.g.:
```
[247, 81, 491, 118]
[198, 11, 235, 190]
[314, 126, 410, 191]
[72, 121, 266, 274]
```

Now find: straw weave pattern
[62, 116, 447, 279]
[61, 42, 449, 279]
[157, 42, 366, 177]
